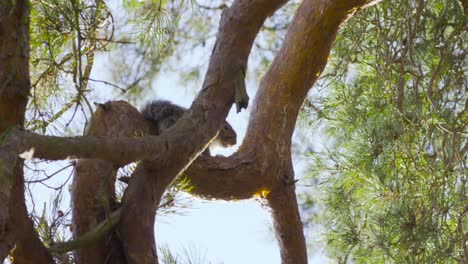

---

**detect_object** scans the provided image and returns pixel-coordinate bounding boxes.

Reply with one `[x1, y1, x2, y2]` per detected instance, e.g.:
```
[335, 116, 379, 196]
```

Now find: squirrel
[141, 100, 237, 155]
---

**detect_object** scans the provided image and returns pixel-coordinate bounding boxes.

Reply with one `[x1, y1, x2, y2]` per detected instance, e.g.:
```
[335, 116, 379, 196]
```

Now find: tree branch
[0, 128, 157, 165]
[184, 151, 272, 199]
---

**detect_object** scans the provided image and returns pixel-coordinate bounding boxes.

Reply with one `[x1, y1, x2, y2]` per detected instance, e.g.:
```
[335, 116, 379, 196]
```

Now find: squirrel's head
[217, 122, 237, 147]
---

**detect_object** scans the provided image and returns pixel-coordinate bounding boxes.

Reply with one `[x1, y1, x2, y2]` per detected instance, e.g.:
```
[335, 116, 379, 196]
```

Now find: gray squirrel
[141, 100, 237, 155]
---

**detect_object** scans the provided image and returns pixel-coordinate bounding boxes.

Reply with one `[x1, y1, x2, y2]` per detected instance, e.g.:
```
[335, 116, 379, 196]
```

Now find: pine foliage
[304, 1, 467, 263]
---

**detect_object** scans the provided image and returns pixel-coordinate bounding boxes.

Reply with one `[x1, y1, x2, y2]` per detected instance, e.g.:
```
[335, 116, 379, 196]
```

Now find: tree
[0, 0, 382, 263]
[302, 0, 467, 263]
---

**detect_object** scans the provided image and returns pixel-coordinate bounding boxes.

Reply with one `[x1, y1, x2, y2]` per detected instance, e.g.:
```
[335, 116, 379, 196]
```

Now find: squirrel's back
[141, 99, 237, 154]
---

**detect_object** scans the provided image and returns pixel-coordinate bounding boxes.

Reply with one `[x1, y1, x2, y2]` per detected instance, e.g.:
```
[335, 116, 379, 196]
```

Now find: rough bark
[0, 1, 54, 263]
[118, 163, 170, 263]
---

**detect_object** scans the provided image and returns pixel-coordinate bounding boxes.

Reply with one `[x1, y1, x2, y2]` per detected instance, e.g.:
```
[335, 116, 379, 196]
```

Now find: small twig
[86, 78, 126, 92]
[26, 164, 74, 183]
[195, 2, 227, 10]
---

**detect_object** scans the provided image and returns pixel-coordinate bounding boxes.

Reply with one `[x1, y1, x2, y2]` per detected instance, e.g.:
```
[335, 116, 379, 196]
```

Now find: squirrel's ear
[94, 102, 110, 111]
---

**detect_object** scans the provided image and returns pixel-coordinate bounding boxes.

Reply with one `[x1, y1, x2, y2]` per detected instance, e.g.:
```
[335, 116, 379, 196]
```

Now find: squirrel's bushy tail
[141, 100, 186, 129]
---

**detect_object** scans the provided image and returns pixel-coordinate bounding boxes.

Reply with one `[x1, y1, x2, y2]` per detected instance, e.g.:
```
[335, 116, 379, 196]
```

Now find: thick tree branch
[118, 163, 170, 263]
[185, 150, 274, 199]
[0, 128, 159, 165]
[72, 159, 124, 264]
[246, 0, 382, 145]
[268, 182, 306, 262]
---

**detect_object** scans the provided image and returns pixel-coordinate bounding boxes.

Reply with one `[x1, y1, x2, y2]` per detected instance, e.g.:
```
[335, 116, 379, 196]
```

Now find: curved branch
[185, 150, 271, 199]
[184, 0, 384, 201]
[246, 0, 383, 145]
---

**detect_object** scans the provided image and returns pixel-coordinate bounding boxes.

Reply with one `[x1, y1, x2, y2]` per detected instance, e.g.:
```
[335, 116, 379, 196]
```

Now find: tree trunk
[0, 1, 54, 263]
